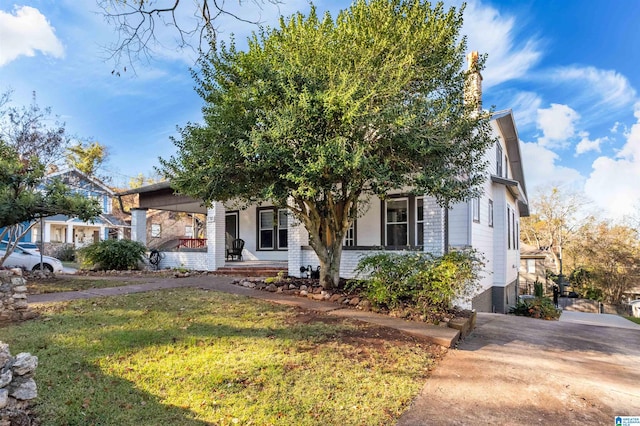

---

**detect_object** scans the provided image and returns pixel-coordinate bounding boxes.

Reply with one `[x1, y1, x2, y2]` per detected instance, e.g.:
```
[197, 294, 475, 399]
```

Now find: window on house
[416, 197, 424, 246]
[344, 222, 356, 247]
[259, 209, 274, 249]
[472, 197, 480, 223]
[185, 226, 193, 238]
[496, 143, 503, 177]
[151, 223, 161, 238]
[278, 209, 288, 249]
[258, 208, 288, 250]
[386, 198, 408, 246]
[504, 155, 509, 179]
[507, 206, 511, 249]
[515, 217, 519, 250]
[527, 259, 536, 274]
[488, 199, 494, 227]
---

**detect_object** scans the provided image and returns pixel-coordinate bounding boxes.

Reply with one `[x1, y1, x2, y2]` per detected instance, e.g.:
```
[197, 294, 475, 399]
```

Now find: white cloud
[550, 66, 636, 109]
[510, 91, 542, 128]
[536, 103, 580, 148]
[584, 103, 640, 219]
[0, 6, 64, 66]
[461, 0, 541, 88]
[521, 140, 584, 192]
[575, 132, 606, 156]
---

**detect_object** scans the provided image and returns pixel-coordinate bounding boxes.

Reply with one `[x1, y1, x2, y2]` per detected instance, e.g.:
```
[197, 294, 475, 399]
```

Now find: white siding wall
[158, 251, 208, 270]
[448, 202, 470, 247]
[236, 207, 289, 262]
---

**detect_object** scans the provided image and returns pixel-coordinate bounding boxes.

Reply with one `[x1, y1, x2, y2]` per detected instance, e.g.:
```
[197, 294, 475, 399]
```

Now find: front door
[225, 212, 239, 249]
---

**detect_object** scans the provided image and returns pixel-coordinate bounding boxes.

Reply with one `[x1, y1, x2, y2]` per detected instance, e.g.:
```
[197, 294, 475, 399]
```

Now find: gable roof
[47, 168, 114, 196]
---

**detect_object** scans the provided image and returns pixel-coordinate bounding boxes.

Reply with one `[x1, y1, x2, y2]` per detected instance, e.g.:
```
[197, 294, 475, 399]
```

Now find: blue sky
[1, 0, 639, 220]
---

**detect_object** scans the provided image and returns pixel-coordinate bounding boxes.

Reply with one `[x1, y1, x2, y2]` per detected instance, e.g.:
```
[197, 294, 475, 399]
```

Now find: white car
[0, 246, 64, 273]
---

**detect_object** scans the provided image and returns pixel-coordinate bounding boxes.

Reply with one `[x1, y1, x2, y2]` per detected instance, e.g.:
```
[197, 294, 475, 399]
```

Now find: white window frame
[472, 197, 480, 223]
[416, 197, 424, 246]
[344, 222, 356, 247]
[151, 223, 161, 238]
[527, 259, 536, 274]
[386, 198, 409, 246]
[488, 199, 494, 227]
[277, 209, 288, 249]
[258, 209, 275, 250]
[496, 143, 503, 177]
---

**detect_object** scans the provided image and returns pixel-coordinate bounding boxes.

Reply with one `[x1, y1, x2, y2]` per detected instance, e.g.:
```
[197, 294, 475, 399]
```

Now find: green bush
[509, 297, 561, 320]
[350, 250, 484, 312]
[77, 239, 147, 270]
[533, 280, 544, 298]
[53, 244, 76, 261]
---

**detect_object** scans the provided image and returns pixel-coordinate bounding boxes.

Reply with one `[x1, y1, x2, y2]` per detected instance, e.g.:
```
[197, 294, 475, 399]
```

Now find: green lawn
[2, 289, 439, 425]
[625, 316, 640, 325]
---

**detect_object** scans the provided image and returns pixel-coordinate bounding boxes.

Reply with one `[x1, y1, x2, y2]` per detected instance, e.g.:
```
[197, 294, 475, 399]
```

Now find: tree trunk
[315, 242, 343, 290]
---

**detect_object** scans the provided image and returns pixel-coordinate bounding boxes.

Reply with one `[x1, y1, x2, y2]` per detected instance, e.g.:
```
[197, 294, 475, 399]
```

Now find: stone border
[233, 277, 476, 342]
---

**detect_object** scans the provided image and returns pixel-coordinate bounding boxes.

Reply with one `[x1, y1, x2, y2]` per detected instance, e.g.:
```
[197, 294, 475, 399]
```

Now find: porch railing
[177, 238, 207, 249]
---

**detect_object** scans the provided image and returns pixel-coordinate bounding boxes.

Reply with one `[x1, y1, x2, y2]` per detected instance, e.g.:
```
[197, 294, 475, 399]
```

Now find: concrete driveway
[398, 312, 640, 425]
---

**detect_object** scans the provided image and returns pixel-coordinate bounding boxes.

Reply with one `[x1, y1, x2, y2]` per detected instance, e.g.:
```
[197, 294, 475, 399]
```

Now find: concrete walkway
[29, 274, 461, 347]
[560, 310, 640, 330]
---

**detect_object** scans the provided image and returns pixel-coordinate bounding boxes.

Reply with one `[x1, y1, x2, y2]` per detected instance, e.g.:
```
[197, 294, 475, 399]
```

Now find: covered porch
[118, 183, 290, 273]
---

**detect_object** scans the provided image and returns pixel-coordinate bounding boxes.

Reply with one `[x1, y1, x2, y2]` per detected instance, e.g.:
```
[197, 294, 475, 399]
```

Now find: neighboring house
[20, 169, 127, 253]
[121, 60, 529, 313]
[519, 243, 554, 295]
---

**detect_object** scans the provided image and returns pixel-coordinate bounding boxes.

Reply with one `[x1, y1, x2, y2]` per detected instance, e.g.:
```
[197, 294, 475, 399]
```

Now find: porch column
[288, 214, 305, 278]
[66, 223, 74, 244]
[206, 202, 226, 271]
[43, 222, 52, 243]
[131, 208, 148, 246]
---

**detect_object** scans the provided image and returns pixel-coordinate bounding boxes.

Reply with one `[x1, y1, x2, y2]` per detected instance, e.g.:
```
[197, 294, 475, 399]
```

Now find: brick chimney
[464, 51, 483, 112]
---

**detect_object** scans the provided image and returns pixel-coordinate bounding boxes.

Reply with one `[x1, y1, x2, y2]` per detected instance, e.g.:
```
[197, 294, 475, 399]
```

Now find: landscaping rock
[0, 342, 38, 424]
[299, 285, 308, 291]
[0, 389, 7, 409]
[358, 300, 372, 311]
[349, 297, 360, 306]
[329, 294, 342, 302]
[266, 284, 277, 292]
[11, 354, 37, 376]
[8, 377, 37, 400]
[299, 290, 308, 296]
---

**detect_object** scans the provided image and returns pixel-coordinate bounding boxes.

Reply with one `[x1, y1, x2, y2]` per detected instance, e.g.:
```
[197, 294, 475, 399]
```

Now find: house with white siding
[121, 55, 529, 313]
[121, 107, 528, 313]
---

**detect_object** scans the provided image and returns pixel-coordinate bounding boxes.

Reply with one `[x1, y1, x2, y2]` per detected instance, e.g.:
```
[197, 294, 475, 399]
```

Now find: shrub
[509, 297, 561, 320]
[533, 280, 544, 298]
[53, 244, 76, 261]
[77, 239, 147, 270]
[350, 249, 484, 312]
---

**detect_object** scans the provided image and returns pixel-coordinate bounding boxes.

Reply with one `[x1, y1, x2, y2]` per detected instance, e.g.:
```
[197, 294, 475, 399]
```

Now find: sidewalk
[29, 274, 461, 347]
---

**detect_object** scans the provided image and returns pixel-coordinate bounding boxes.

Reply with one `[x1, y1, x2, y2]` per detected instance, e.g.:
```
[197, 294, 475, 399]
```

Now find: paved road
[398, 312, 640, 425]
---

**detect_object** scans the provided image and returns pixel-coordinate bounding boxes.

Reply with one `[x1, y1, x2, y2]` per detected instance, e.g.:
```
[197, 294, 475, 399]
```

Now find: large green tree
[160, 0, 495, 288]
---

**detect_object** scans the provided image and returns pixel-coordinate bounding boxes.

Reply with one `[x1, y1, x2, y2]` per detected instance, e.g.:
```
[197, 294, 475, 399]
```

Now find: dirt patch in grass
[25, 275, 150, 294]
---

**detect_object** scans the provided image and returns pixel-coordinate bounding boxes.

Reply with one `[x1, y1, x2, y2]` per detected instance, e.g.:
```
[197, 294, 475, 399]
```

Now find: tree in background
[98, 0, 278, 72]
[0, 93, 102, 266]
[161, 0, 495, 288]
[520, 186, 588, 276]
[65, 141, 109, 178]
[567, 221, 640, 304]
[0, 91, 70, 168]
